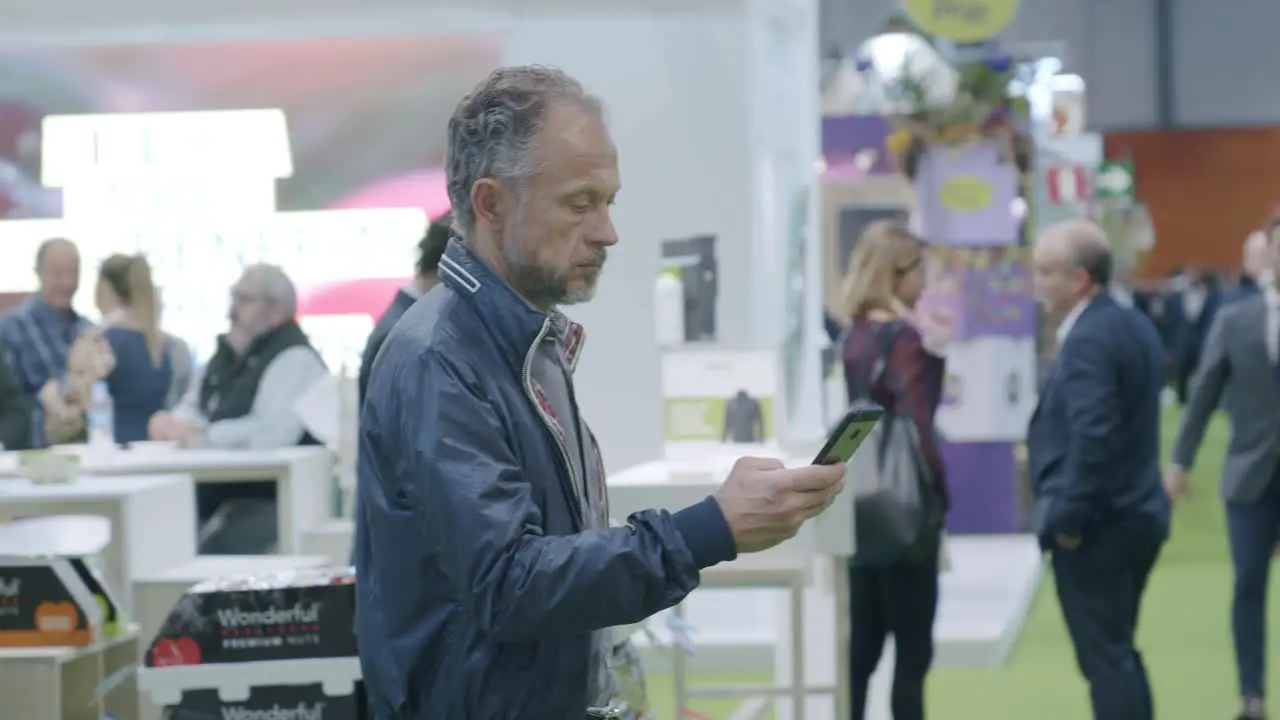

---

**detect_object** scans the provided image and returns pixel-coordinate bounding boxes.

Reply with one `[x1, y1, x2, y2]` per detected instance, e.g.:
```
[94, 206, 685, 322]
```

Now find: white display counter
[608, 447, 851, 720]
[0, 447, 334, 554]
[0, 473, 197, 612]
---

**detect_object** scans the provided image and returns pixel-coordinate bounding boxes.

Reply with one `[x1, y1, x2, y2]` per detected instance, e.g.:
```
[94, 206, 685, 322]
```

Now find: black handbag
[845, 322, 940, 565]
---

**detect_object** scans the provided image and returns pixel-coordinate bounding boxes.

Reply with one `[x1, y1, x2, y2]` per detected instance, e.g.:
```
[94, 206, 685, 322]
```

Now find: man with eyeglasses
[148, 263, 327, 552]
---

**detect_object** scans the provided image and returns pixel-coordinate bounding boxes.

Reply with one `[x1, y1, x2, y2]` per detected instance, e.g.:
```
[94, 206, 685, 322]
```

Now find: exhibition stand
[0, 447, 334, 554]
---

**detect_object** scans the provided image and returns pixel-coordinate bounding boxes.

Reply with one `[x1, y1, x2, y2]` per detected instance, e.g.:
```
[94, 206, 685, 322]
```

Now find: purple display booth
[914, 142, 1031, 534]
[820, 117, 1030, 534]
[822, 115, 896, 176]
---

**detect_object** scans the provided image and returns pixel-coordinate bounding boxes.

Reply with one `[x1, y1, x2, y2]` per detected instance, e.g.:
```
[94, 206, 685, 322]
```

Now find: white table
[0, 624, 140, 720]
[0, 474, 197, 613]
[301, 518, 355, 565]
[0, 447, 334, 554]
[609, 451, 853, 720]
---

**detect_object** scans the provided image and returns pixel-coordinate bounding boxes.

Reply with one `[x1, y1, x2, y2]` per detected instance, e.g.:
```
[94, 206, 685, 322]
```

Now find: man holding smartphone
[355, 65, 847, 720]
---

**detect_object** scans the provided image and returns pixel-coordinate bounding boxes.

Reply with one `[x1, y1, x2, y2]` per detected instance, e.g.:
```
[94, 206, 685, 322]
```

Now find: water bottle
[653, 267, 686, 348]
[86, 381, 115, 448]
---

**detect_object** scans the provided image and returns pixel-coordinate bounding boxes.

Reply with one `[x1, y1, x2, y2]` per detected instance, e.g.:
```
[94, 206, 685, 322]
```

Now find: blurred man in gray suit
[1167, 230, 1280, 720]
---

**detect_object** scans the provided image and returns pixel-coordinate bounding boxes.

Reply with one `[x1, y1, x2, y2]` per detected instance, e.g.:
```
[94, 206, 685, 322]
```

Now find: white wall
[504, 12, 758, 470]
[1171, 0, 1280, 127]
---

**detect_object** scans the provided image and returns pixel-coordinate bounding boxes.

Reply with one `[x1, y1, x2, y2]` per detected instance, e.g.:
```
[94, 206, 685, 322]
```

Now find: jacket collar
[1056, 291, 1113, 346]
[438, 239, 587, 372]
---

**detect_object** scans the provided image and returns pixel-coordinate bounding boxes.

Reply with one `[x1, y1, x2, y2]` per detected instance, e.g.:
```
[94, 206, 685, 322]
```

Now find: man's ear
[471, 178, 509, 228]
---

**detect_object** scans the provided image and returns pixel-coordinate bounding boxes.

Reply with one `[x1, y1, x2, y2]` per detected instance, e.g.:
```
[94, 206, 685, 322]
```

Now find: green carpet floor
[643, 407, 1262, 719]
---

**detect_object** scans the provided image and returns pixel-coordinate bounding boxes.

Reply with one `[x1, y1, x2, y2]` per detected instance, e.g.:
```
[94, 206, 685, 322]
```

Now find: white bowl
[16, 450, 81, 484]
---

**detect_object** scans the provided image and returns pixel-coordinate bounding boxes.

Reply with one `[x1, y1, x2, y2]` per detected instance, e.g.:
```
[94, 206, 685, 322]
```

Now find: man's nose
[587, 211, 619, 247]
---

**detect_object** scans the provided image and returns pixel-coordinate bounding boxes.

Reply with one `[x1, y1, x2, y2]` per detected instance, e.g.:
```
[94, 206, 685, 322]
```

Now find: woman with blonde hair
[839, 219, 949, 720]
[41, 254, 177, 444]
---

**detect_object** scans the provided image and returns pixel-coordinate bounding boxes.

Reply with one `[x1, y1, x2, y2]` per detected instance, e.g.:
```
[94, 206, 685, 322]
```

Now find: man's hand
[714, 457, 846, 554]
[147, 412, 178, 441]
[1163, 466, 1190, 503]
[148, 412, 200, 444]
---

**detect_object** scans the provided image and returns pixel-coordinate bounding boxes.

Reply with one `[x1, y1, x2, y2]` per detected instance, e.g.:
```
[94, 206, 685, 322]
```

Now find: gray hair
[239, 263, 297, 317]
[1060, 223, 1113, 288]
[445, 65, 603, 234]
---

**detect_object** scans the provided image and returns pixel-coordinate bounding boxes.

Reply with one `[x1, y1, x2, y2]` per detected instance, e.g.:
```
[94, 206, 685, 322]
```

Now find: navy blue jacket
[1028, 294, 1169, 545]
[357, 287, 418, 406]
[354, 240, 736, 719]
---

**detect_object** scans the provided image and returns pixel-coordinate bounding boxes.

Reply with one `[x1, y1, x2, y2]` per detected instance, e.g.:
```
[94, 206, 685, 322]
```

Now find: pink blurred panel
[297, 277, 411, 320]
[330, 169, 452, 219]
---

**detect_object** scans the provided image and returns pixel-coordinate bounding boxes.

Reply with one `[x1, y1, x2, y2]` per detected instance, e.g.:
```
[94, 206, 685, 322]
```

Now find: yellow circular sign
[938, 175, 994, 212]
[903, 0, 1021, 43]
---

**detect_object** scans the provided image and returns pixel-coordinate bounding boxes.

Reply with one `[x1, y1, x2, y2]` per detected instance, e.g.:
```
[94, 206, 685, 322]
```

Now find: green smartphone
[813, 404, 884, 464]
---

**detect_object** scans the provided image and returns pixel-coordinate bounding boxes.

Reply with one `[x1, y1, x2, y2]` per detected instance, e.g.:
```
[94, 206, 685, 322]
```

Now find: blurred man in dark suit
[1167, 226, 1280, 720]
[1028, 220, 1169, 720]
[357, 211, 451, 404]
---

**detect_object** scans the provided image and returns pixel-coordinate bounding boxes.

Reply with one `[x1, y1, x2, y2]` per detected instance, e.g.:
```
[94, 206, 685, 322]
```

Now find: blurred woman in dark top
[840, 219, 948, 720]
[42, 254, 178, 444]
[0, 350, 31, 449]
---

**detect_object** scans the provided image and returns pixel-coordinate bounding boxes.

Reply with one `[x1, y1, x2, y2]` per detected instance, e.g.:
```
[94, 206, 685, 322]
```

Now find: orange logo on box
[0, 600, 91, 646]
[35, 601, 78, 632]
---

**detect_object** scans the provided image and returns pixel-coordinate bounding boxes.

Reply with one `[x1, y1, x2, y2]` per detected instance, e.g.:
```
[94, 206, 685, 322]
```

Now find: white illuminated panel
[299, 314, 377, 373]
[61, 176, 278, 223]
[41, 109, 294, 185]
[14, 109, 425, 363]
[71, 208, 425, 358]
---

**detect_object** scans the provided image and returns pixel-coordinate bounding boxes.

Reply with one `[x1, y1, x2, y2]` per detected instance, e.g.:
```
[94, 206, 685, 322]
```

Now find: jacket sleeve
[405, 350, 737, 642]
[1055, 326, 1124, 535]
[1171, 308, 1231, 471]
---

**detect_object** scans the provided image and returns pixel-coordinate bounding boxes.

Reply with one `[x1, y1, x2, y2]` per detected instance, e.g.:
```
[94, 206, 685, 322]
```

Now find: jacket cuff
[673, 496, 738, 569]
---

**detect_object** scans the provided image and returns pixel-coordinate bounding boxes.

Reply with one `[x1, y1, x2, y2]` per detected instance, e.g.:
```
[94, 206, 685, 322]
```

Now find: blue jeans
[1227, 480, 1280, 699]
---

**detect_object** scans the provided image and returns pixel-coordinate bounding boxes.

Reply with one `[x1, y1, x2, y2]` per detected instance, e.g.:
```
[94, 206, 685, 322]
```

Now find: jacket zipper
[521, 318, 587, 525]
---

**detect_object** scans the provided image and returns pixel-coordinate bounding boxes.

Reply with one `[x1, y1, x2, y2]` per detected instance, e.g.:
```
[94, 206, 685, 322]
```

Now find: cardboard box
[0, 515, 124, 647]
[145, 566, 355, 668]
[162, 681, 365, 719]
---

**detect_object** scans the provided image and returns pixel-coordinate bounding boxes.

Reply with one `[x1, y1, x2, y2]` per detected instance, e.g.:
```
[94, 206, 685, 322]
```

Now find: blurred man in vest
[149, 263, 327, 552]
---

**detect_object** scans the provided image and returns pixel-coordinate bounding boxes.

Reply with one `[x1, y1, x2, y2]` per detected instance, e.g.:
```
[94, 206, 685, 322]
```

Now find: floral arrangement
[865, 46, 1031, 180]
